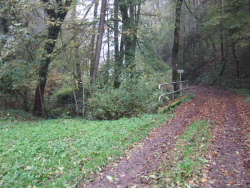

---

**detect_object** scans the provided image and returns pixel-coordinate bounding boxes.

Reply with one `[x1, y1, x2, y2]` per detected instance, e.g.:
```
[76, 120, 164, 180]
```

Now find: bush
[56, 88, 74, 105]
[245, 97, 250, 103]
[237, 88, 250, 103]
[90, 78, 161, 120]
[0, 109, 36, 121]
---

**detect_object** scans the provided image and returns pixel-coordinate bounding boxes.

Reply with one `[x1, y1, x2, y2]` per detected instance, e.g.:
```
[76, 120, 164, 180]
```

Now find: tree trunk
[81, 74, 85, 118]
[119, 0, 141, 79]
[72, 78, 79, 116]
[218, 31, 226, 76]
[219, 0, 226, 77]
[33, 0, 72, 116]
[113, 0, 121, 88]
[182, 24, 186, 68]
[92, 0, 107, 84]
[172, 0, 183, 92]
[232, 39, 240, 78]
[72, 3, 82, 90]
[90, 0, 99, 85]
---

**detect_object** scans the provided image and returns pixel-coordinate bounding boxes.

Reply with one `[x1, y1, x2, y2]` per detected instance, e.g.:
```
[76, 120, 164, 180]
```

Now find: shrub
[56, 88, 74, 105]
[90, 78, 161, 119]
[245, 97, 250, 103]
[0, 109, 36, 121]
[237, 88, 250, 103]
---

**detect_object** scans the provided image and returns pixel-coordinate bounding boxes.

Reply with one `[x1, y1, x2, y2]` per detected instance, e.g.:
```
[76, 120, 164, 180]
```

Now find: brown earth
[80, 86, 250, 188]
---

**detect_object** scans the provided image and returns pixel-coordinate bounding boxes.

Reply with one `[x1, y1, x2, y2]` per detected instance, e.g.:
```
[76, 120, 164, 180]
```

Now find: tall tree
[0, 0, 9, 34]
[33, 0, 72, 116]
[218, 0, 226, 76]
[119, 0, 141, 78]
[112, 0, 142, 87]
[92, 0, 107, 84]
[113, 0, 122, 88]
[89, 0, 99, 85]
[172, 0, 183, 89]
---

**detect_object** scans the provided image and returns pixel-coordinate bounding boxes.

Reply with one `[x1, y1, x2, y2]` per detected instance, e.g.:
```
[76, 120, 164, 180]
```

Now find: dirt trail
[81, 86, 250, 188]
[201, 88, 250, 187]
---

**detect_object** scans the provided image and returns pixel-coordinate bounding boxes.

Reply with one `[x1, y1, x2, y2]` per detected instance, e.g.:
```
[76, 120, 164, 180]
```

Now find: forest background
[0, 0, 249, 119]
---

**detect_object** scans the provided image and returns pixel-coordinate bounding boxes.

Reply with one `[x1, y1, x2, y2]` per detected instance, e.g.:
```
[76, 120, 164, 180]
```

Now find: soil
[80, 86, 250, 188]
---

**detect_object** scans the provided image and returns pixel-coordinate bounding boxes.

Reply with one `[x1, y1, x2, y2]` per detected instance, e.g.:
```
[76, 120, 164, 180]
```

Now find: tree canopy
[0, 0, 249, 118]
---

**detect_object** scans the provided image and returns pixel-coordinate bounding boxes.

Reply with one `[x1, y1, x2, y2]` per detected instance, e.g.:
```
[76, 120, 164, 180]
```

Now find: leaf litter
[81, 86, 250, 188]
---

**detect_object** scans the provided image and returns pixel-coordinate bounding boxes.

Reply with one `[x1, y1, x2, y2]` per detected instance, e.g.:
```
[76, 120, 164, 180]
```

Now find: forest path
[81, 86, 250, 188]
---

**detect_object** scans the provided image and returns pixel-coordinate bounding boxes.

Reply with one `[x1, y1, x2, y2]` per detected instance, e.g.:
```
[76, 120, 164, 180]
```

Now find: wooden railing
[159, 80, 189, 104]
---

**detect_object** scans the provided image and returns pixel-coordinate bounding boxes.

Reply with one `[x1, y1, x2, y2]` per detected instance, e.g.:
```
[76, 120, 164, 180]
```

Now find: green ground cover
[237, 88, 250, 102]
[152, 121, 214, 187]
[0, 111, 167, 187]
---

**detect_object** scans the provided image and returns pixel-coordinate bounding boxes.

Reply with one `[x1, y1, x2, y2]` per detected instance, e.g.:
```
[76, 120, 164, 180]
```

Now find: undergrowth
[151, 121, 214, 187]
[237, 88, 250, 102]
[90, 77, 162, 120]
[0, 113, 167, 187]
[0, 109, 36, 121]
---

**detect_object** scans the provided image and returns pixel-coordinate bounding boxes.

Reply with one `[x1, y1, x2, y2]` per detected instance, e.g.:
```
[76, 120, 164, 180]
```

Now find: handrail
[160, 88, 189, 96]
[158, 80, 189, 103]
[159, 80, 189, 89]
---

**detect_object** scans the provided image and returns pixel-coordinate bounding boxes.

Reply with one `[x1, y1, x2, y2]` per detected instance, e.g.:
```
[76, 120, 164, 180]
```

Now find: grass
[236, 88, 250, 102]
[238, 88, 250, 102]
[151, 121, 214, 188]
[245, 97, 250, 102]
[0, 110, 168, 188]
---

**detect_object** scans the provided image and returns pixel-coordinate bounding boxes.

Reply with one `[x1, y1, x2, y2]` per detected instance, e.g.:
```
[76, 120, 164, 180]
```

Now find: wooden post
[180, 82, 183, 96]
[172, 83, 175, 99]
[178, 69, 184, 96]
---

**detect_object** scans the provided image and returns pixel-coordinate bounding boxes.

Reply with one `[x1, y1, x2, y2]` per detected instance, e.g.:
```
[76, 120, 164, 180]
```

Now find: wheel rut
[202, 91, 250, 187]
[81, 86, 250, 188]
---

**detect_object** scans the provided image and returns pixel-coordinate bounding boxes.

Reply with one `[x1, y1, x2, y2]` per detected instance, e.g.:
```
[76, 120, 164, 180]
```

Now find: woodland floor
[81, 86, 250, 188]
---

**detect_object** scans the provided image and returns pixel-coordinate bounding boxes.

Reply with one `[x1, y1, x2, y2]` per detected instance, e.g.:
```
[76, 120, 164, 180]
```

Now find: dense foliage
[91, 77, 162, 119]
[0, 1, 249, 187]
[0, 0, 249, 117]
